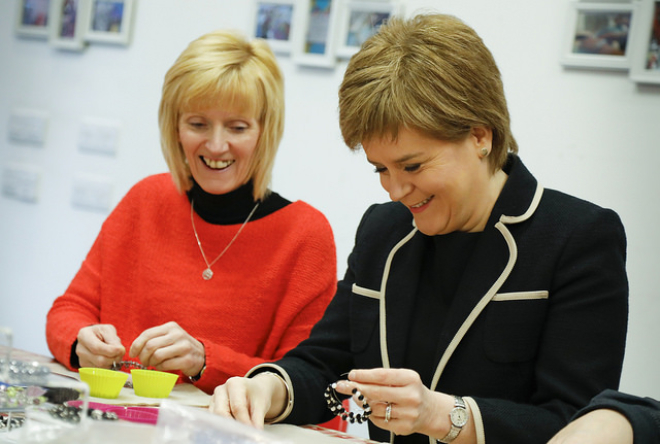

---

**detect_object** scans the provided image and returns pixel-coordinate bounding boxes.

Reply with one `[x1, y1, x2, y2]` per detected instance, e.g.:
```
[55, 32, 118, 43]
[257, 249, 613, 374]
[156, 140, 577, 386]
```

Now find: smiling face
[178, 107, 261, 195]
[363, 127, 504, 235]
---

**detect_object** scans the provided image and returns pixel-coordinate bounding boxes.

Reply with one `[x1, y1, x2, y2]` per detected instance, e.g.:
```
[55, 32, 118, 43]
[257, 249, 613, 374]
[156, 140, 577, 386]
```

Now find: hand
[209, 373, 287, 429]
[335, 368, 458, 439]
[547, 409, 633, 444]
[76, 324, 126, 369]
[129, 321, 205, 377]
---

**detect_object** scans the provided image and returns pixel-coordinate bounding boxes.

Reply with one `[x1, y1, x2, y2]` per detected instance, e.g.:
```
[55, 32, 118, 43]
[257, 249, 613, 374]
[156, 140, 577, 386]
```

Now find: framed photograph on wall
[630, 0, 660, 84]
[293, 0, 340, 68]
[85, 0, 135, 45]
[560, 2, 639, 70]
[48, 0, 91, 51]
[15, 0, 51, 39]
[336, 1, 400, 59]
[251, 0, 300, 54]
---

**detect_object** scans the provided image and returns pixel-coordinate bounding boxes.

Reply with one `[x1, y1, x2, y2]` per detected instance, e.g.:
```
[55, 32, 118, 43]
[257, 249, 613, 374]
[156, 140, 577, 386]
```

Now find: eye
[373, 166, 387, 174]
[404, 164, 421, 172]
[185, 118, 206, 129]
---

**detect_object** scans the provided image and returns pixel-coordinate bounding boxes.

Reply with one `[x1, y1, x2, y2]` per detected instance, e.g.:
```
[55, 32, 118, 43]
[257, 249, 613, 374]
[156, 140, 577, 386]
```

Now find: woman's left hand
[129, 321, 205, 377]
[335, 368, 458, 439]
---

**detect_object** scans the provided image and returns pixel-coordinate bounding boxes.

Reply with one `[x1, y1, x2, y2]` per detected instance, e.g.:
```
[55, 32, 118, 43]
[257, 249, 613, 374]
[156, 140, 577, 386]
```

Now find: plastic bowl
[130, 369, 178, 398]
[79, 368, 128, 399]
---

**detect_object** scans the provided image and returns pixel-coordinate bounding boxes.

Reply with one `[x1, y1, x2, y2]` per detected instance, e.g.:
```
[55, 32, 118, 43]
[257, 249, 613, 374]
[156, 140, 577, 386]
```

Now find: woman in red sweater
[45, 29, 337, 395]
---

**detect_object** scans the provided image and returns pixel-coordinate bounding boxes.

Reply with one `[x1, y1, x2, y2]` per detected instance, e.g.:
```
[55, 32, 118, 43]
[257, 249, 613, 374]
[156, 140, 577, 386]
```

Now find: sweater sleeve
[192, 207, 337, 394]
[45, 178, 147, 370]
[573, 390, 660, 444]
[46, 221, 108, 370]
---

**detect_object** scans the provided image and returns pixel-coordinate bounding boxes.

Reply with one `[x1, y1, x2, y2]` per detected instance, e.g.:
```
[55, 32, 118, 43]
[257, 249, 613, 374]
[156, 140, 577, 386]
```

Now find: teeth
[411, 196, 432, 208]
[203, 157, 234, 169]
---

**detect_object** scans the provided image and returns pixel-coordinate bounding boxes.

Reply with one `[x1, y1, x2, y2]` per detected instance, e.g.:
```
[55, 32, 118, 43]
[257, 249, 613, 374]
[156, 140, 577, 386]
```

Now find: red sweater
[46, 174, 337, 394]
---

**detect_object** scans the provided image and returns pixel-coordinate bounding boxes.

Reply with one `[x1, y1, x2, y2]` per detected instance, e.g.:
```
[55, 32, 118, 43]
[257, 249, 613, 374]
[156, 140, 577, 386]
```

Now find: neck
[187, 180, 258, 225]
[470, 169, 509, 233]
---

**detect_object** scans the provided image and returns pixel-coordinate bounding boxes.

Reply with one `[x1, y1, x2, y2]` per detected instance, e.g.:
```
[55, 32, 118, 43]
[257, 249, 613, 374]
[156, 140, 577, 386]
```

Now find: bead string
[324, 382, 371, 424]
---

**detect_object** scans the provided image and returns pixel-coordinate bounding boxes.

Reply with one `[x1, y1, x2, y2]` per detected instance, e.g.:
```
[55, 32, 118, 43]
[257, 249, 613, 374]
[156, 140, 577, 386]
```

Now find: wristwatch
[437, 396, 469, 443]
[188, 362, 206, 383]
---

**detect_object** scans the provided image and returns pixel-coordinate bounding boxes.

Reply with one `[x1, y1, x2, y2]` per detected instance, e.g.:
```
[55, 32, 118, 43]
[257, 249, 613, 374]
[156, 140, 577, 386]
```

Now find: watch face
[450, 407, 469, 427]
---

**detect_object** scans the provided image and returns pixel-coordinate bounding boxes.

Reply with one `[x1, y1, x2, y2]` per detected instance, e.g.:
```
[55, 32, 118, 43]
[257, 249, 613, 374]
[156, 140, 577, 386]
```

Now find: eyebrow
[367, 152, 424, 165]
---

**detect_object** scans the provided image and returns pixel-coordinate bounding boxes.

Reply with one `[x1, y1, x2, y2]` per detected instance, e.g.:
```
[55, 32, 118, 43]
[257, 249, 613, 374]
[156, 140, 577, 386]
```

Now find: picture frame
[336, 0, 400, 59]
[560, 2, 639, 70]
[293, 0, 341, 68]
[15, 0, 51, 39]
[251, 0, 299, 54]
[48, 0, 91, 51]
[630, 0, 660, 84]
[85, 0, 135, 46]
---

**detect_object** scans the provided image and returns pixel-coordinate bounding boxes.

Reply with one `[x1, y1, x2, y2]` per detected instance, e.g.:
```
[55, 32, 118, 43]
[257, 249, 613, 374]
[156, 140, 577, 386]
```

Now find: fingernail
[336, 380, 350, 391]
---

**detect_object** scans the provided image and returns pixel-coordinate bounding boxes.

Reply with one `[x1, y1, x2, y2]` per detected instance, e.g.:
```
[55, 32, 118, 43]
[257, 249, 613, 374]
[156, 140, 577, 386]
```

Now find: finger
[79, 328, 125, 359]
[77, 343, 117, 369]
[209, 387, 232, 417]
[225, 379, 255, 426]
[95, 325, 123, 347]
[348, 368, 418, 386]
[129, 325, 168, 358]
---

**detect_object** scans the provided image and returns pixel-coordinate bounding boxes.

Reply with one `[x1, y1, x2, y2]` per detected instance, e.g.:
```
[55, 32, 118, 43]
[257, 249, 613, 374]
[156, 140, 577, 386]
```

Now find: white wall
[1, 0, 659, 403]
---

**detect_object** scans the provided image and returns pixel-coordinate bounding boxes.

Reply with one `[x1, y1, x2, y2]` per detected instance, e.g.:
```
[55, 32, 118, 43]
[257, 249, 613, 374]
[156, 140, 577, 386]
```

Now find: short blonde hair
[159, 30, 284, 200]
[339, 14, 517, 172]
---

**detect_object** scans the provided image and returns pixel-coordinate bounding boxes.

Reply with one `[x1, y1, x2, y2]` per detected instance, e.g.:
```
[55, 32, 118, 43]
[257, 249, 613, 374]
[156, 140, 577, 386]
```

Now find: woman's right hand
[209, 373, 287, 429]
[76, 324, 126, 369]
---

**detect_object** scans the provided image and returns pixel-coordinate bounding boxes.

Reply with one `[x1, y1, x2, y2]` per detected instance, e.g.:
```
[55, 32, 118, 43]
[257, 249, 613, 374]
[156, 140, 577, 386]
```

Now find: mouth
[202, 156, 235, 170]
[410, 196, 433, 209]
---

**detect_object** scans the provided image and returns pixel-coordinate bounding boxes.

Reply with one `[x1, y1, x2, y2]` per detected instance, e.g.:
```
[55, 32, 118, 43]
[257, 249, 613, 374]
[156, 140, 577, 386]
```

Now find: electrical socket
[78, 118, 120, 156]
[1, 164, 41, 203]
[8, 109, 48, 145]
[71, 175, 113, 212]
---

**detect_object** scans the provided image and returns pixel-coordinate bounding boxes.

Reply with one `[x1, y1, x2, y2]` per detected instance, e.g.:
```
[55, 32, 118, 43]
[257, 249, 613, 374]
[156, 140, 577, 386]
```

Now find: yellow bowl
[79, 368, 128, 399]
[130, 369, 178, 398]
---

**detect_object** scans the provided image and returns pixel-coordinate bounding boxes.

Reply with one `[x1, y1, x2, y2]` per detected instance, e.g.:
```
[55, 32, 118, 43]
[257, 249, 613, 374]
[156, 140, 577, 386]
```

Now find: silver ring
[385, 403, 392, 423]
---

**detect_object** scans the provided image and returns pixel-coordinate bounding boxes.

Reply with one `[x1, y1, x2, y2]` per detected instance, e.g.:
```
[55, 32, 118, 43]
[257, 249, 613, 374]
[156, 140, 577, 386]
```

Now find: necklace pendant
[202, 268, 214, 280]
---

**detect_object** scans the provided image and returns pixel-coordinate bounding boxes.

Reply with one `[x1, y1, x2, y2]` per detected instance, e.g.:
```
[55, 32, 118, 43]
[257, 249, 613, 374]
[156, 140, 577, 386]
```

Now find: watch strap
[188, 363, 206, 382]
[437, 396, 468, 444]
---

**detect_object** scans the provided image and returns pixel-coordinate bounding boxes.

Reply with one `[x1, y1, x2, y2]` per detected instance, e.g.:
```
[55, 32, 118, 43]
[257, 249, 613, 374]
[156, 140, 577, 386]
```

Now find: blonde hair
[159, 30, 284, 200]
[339, 14, 517, 172]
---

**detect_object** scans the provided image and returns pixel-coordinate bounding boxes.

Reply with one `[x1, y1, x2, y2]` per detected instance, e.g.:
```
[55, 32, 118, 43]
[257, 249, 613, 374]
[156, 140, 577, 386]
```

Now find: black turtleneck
[186, 180, 291, 225]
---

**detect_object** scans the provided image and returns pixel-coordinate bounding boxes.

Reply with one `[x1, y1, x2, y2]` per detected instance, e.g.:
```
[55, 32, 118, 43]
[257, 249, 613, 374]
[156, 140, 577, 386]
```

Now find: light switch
[71, 175, 114, 212]
[78, 118, 120, 156]
[1, 164, 41, 203]
[8, 109, 49, 145]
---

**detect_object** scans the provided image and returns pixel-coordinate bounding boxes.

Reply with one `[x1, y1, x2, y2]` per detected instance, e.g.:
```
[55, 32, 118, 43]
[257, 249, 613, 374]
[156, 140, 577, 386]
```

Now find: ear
[471, 126, 493, 149]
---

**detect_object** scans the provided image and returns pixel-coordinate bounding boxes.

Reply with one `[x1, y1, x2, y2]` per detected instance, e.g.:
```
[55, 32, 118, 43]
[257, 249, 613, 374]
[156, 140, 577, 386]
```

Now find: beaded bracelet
[324, 382, 371, 424]
[111, 360, 146, 388]
[48, 404, 119, 423]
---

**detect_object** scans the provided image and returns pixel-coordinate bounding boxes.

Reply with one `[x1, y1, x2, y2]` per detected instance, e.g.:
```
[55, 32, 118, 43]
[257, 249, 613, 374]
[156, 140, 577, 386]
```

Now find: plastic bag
[153, 400, 292, 444]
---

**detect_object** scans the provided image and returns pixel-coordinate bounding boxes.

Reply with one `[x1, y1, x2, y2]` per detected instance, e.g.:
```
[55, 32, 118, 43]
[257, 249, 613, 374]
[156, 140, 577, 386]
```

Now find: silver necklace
[190, 200, 260, 280]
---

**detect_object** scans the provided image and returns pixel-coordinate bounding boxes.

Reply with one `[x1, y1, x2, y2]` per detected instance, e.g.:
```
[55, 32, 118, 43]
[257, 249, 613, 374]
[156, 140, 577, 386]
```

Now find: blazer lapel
[428, 155, 543, 390]
[380, 228, 426, 369]
[430, 223, 512, 380]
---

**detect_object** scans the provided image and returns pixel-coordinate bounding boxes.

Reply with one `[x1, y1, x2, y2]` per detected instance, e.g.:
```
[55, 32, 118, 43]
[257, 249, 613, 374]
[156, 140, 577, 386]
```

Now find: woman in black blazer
[209, 13, 628, 444]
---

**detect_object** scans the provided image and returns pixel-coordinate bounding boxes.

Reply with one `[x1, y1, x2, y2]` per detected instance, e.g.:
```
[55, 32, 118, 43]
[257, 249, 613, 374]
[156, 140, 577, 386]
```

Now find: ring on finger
[385, 402, 392, 423]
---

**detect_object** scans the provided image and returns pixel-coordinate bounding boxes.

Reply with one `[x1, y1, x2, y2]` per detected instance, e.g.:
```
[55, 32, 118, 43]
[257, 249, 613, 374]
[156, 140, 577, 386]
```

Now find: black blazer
[252, 156, 628, 444]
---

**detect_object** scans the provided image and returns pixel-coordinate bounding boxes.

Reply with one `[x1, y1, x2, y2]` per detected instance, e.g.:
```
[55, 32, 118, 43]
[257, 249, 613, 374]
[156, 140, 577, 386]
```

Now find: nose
[383, 172, 412, 202]
[205, 127, 229, 153]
